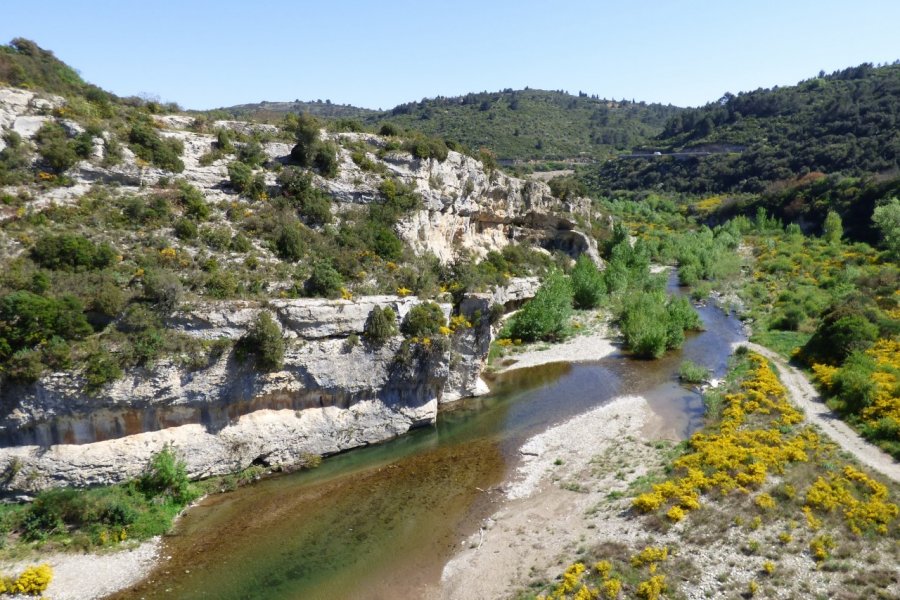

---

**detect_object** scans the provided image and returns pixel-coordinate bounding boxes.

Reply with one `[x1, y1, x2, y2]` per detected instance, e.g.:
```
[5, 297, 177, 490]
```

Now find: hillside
[224, 89, 683, 165]
[218, 99, 378, 121]
[581, 62, 900, 240]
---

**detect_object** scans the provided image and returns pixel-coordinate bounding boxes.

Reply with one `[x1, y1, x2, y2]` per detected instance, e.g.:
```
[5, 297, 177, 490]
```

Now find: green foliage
[32, 233, 116, 271]
[548, 175, 586, 201]
[0, 291, 92, 362]
[289, 113, 323, 167]
[275, 222, 305, 261]
[802, 301, 880, 365]
[508, 271, 572, 342]
[83, 349, 122, 391]
[823, 210, 843, 244]
[370, 88, 681, 163]
[34, 121, 77, 173]
[618, 291, 701, 358]
[236, 140, 267, 167]
[138, 445, 196, 504]
[276, 168, 332, 226]
[400, 302, 447, 338]
[227, 161, 267, 200]
[872, 198, 900, 258]
[403, 134, 449, 162]
[128, 118, 184, 172]
[363, 306, 398, 344]
[304, 262, 343, 298]
[570, 255, 605, 309]
[17, 447, 197, 547]
[173, 217, 198, 240]
[175, 180, 210, 220]
[0, 130, 32, 185]
[313, 142, 340, 177]
[141, 269, 182, 315]
[679, 360, 710, 383]
[237, 312, 284, 372]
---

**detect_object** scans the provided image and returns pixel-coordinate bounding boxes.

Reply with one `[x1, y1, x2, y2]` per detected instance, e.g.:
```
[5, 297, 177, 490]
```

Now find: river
[112, 280, 745, 600]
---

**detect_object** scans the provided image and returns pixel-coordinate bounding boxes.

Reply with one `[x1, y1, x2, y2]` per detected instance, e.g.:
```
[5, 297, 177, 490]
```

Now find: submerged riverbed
[112, 291, 745, 600]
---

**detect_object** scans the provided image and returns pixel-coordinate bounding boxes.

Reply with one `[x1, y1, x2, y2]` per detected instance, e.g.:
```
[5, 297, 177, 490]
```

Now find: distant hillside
[219, 99, 378, 120]
[367, 89, 683, 163]
[0, 38, 95, 98]
[587, 62, 900, 194]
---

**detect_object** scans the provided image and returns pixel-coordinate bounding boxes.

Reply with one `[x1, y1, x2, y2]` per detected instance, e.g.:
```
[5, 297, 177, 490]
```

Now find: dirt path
[740, 342, 900, 483]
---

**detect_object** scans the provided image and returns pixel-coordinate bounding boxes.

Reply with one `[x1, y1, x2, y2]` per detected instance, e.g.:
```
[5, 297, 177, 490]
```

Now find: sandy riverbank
[0, 537, 160, 600]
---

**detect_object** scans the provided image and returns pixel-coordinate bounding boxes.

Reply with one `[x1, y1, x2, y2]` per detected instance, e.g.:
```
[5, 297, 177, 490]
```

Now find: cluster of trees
[504, 233, 702, 359]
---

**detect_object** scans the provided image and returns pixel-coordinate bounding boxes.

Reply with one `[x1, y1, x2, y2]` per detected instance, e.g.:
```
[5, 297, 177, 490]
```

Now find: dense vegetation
[582, 62, 900, 243]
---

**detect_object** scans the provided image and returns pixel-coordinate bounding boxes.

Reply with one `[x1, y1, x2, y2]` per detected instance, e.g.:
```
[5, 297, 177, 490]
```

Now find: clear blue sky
[3, 0, 899, 110]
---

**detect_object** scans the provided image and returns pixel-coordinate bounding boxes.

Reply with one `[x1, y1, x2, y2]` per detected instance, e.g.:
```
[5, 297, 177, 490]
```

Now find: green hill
[219, 99, 378, 121]
[366, 89, 682, 163]
[581, 62, 900, 242]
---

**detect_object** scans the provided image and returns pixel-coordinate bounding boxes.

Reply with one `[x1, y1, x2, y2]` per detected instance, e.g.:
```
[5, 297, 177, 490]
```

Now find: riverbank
[492, 310, 619, 375]
[0, 538, 160, 600]
[438, 394, 674, 599]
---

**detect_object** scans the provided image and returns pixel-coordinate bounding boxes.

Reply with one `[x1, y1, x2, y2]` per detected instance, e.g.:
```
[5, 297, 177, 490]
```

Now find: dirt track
[740, 342, 900, 483]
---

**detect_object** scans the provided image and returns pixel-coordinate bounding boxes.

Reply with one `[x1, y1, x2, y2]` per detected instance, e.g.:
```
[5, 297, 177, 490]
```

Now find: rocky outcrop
[0, 295, 498, 494]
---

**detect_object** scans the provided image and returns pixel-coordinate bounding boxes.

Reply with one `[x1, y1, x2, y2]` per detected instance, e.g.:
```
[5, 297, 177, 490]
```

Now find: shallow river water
[112, 281, 745, 600]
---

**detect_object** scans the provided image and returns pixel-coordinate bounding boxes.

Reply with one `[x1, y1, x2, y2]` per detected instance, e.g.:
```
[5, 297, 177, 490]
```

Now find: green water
[112, 294, 745, 600]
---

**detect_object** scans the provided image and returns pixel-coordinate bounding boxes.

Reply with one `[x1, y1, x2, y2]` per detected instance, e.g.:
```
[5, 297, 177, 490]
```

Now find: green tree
[823, 210, 843, 244]
[401, 302, 447, 337]
[275, 223, 305, 262]
[872, 198, 900, 258]
[571, 255, 605, 309]
[305, 262, 343, 298]
[508, 271, 572, 342]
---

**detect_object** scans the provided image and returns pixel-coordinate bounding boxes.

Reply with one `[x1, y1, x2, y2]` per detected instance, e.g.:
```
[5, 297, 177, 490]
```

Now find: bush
[227, 161, 267, 200]
[83, 349, 123, 391]
[379, 123, 400, 137]
[236, 140, 267, 167]
[275, 223, 305, 262]
[237, 312, 284, 372]
[401, 302, 447, 338]
[802, 301, 879, 365]
[571, 255, 605, 309]
[139, 446, 196, 504]
[289, 114, 321, 166]
[404, 134, 449, 161]
[508, 271, 572, 342]
[0, 291, 92, 361]
[276, 168, 332, 226]
[313, 142, 340, 178]
[142, 269, 182, 315]
[174, 217, 198, 240]
[0, 130, 32, 185]
[176, 181, 210, 220]
[305, 262, 343, 298]
[34, 121, 77, 173]
[128, 119, 184, 172]
[363, 306, 398, 344]
[619, 291, 701, 359]
[32, 233, 116, 271]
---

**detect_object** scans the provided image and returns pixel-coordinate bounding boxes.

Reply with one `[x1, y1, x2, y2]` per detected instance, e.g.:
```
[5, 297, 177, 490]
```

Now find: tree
[872, 198, 900, 258]
[823, 210, 843, 244]
[305, 262, 343, 298]
[508, 271, 572, 342]
[571, 255, 605, 309]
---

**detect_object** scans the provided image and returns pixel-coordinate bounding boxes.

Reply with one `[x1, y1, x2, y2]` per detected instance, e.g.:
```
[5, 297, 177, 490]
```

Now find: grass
[748, 330, 811, 360]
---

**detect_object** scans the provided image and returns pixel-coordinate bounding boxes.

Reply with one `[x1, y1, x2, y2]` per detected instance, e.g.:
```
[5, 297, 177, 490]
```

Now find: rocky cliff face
[0, 290, 516, 493]
[0, 86, 579, 494]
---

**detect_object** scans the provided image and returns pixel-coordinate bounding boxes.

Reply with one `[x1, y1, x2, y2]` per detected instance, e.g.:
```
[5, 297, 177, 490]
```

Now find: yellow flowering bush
[804, 466, 898, 535]
[0, 564, 53, 595]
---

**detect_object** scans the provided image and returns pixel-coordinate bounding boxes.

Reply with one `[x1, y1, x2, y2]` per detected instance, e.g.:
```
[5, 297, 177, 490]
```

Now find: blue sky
[3, 0, 899, 110]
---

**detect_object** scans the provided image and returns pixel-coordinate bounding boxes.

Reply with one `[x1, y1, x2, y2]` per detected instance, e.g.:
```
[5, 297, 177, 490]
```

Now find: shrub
[508, 271, 572, 342]
[34, 121, 77, 173]
[379, 123, 400, 136]
[305, 262, 343, 298]
[0, 291, 92, 361]
[176, 181, 210, 220]
[363, 306, 398, 344]
[276, 169, 332, 226]
[32, 233, 116, 271]
[802, 301, 879, 365]
[275, 222, 305, 262]
[83, 349, 123, 391]
[174, 217, 198, 240]
[139, 446, 196, 504]
[237, 312, 284, 371]
[289, 114, 321, 166]
[128, 119, 184, 172]
[313, 142, 340, 178]
[571, 255, 605, 309]
[227, 161, 267, 200]
[404, 134, 449, 161]
[237, 140, 267, 167]
[0, 130, 32, 185]
[401, 302, 447, 337]
[9, 563, 53, 594]
[142, 269, 182, 315]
